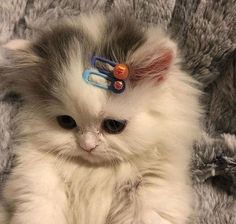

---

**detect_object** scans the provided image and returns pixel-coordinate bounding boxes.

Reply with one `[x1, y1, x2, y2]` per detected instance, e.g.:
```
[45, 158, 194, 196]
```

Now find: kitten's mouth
[81, 147, 96, 153]
[77, 147, 121, 165]
[82, 150, 104, 162]
[79, 147, 103, 162]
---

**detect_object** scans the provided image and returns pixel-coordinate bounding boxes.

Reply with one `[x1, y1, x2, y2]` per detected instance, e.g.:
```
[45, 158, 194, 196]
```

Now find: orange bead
[113, 64, 129, 80]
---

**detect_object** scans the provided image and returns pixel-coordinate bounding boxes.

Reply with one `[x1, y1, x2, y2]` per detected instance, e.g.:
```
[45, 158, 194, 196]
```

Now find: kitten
[0, 14, 202, 224]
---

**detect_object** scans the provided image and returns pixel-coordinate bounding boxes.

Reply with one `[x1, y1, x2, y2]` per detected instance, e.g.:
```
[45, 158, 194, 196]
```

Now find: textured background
[0, 0, 236, 223]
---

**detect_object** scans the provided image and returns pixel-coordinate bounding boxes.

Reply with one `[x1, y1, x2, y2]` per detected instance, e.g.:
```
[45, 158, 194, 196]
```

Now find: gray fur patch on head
[99, 15, 146, 63]
[32, 24, 93, 70]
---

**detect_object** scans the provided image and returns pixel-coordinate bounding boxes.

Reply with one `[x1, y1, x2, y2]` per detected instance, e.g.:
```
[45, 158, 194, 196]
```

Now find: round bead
[113, 81, 124, 90]
[113, 64, 129, 80]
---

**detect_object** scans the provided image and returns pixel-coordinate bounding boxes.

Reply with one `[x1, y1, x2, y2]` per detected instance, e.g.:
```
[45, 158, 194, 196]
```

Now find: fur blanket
[0, 0, 236, 223]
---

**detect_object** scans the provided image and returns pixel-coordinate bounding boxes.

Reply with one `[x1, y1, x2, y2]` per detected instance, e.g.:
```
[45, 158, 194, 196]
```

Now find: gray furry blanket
[0, 0, 236, 223]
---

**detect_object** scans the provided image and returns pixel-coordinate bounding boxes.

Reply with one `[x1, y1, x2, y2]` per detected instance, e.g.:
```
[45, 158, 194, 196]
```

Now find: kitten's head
[1, 14, 201, 165]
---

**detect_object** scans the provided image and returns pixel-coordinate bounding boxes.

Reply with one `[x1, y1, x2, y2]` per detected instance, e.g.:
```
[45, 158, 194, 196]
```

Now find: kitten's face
[2, 15, 200, 165]
[30, 79, 161, 165]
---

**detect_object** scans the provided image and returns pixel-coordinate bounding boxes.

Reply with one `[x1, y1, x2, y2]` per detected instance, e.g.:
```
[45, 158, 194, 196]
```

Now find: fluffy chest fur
[61, 163, 120, 224]
[61, 164, 116, 224]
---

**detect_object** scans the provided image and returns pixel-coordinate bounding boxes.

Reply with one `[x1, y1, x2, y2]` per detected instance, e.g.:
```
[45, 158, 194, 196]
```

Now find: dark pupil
[57, 115, 77, 130]
[102, 119, 127, 134]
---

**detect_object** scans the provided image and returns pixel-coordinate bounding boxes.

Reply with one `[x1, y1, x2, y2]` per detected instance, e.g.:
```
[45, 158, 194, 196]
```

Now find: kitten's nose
[79, 132, 98, 152]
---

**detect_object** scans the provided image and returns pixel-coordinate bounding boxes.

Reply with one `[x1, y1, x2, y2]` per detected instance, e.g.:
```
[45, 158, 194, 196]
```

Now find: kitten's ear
[1, 39, 38, 68]
[0, 39, 42, 95]
[128, 29, 177, 84]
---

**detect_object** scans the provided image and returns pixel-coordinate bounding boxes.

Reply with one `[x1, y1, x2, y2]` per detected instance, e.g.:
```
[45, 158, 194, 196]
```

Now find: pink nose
[79, 132, 98, 152]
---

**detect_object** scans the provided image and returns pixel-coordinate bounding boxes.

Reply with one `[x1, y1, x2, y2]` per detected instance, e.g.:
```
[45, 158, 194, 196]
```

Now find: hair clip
[82, 56, 129, 94]
[82, 69, 125, 94]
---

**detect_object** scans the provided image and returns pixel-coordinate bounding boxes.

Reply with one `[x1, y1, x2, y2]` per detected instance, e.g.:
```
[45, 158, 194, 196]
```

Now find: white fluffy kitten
[0, 14, 201, 224]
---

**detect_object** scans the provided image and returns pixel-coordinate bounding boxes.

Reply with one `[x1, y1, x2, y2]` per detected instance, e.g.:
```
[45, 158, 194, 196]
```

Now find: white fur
[0, 15, 202, 224]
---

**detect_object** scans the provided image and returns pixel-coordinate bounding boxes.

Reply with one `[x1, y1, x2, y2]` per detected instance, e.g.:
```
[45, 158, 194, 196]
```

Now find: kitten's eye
[57, 115, 77, 130]
[102, 119, 127, 134]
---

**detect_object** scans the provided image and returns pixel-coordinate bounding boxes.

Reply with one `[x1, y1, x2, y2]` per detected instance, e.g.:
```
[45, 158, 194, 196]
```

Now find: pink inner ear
[131, 50, 173, 82]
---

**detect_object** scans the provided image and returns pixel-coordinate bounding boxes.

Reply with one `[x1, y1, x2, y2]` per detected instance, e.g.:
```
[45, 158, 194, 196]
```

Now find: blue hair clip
[82, 69, 125, 94]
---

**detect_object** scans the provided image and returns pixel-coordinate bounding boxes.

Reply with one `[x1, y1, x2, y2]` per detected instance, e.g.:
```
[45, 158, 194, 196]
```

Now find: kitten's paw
[142, 210, 171, 224]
